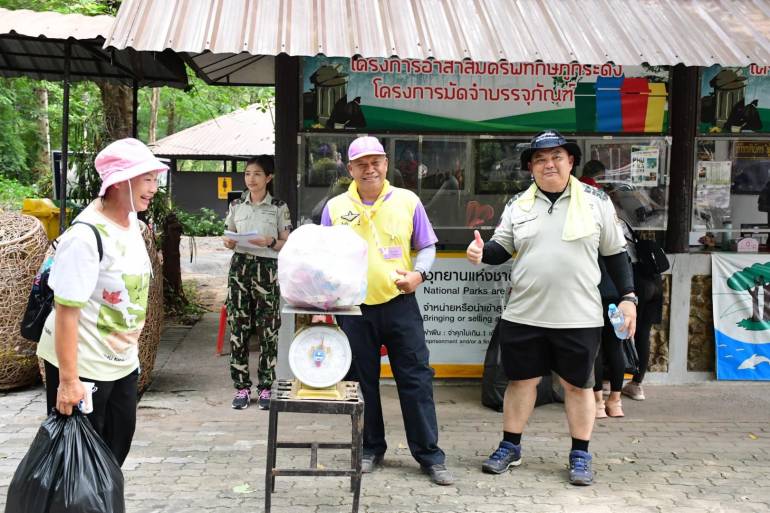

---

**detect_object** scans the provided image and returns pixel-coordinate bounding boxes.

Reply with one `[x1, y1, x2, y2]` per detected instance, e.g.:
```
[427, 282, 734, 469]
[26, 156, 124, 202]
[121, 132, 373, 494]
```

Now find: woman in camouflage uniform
[223, 155, 292, 410]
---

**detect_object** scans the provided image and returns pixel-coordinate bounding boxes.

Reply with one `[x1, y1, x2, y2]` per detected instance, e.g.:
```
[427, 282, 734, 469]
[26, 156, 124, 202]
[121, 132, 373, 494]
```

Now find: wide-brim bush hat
[520, 130, 582, 169]
[348, 136, 386, 161]
[96, 138, 168, 197]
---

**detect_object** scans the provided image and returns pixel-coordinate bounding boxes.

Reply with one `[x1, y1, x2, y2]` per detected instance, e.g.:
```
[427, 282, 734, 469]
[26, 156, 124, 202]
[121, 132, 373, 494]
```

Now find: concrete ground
[1, 312, 769, 513]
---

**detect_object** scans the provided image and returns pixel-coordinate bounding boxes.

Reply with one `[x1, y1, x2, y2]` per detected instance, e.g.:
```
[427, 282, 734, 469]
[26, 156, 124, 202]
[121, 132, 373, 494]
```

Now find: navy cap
[520, 130, 582, 169]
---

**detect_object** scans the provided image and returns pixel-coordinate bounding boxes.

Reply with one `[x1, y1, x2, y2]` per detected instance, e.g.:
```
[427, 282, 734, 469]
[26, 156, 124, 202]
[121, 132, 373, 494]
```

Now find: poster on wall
[697, 161, 732, 185]
[711, 254, 770, 380]
[380, 255, 510, 378]
[630, 145, 660, 186]
[302, 57, 669, 134]
[699, 65, 770, 134]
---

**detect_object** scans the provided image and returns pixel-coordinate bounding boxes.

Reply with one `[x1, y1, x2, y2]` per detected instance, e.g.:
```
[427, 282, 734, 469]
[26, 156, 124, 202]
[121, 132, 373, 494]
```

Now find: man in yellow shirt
[320, 136, 453, 486]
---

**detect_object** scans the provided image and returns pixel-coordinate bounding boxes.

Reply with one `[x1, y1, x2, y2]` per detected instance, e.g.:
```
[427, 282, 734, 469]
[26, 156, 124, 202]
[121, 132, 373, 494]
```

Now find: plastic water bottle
[78, 382, 95, 414]
[608, 304, 628, 340]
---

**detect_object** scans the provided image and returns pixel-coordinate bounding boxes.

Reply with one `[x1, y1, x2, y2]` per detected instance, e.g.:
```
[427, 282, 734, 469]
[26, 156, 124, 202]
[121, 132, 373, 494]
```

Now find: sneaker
[420, 463, 455, 486]
[257, 388, 271, 410]
[622, 381, 645, 401]
[568, 450, 594, 486]
[361, 453, 384, 473]
[482, 441, 522, 474]
[231, 388, 251, 409]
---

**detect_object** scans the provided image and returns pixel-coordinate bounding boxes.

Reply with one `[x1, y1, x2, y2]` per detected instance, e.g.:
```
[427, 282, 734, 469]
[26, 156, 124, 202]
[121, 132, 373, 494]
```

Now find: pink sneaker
[232, 388, 251, 409]
[257, 388, 271, 410]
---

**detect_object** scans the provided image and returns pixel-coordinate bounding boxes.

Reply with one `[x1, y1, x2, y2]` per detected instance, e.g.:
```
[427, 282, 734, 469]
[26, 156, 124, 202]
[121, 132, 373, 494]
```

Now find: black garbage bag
[481, 318, 557, 411]
[5, 411, 124, 513]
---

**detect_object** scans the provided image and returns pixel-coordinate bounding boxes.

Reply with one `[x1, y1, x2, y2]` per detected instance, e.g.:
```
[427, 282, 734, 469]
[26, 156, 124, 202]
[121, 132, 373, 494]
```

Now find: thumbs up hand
[466, 230, 484, 265]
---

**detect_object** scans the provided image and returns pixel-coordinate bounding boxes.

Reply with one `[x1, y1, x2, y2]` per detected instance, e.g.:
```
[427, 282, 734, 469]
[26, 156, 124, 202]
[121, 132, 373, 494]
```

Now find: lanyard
[347, 180, 392, 256]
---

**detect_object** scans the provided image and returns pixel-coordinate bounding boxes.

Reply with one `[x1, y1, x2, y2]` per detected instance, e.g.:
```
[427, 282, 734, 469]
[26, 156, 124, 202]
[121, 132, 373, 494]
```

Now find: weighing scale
[282, 305, 361, 400]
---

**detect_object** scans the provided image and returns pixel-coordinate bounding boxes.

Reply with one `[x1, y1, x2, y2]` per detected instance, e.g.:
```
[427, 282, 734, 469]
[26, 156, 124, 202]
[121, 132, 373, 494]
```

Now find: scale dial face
[288, 325, 352, 388]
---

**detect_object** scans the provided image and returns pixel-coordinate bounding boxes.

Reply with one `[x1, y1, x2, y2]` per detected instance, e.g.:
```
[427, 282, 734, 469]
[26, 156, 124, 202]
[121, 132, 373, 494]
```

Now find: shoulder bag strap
[621, 218, 639, 245]
[70, 221, 104, 262]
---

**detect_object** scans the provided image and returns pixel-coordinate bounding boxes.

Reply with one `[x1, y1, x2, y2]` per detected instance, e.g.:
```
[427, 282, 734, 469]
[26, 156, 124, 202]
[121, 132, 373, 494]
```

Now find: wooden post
[274, 55, 300, 226]
[665, 65, 699, 253]
[59, 40, 71, 234]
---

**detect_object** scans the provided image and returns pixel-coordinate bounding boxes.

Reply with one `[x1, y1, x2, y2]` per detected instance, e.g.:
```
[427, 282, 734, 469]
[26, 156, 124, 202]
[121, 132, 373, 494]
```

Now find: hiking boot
[622, 381, 645, 401]
[568, 450, 594, 486]
[257, 388, 271, 410]
[421, 463, 455, 486]
[361, 453, 383, 473]
[231, 388, 251, 409]
[482, 441, 522, 474]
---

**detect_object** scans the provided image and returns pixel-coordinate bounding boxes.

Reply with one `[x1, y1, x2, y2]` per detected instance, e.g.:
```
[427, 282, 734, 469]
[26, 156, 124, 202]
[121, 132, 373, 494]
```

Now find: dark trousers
[633, 267, 664, 383]
[593, 301, 625, 392]
[338, 293, 445, 467]
[44, 361, 138, 466]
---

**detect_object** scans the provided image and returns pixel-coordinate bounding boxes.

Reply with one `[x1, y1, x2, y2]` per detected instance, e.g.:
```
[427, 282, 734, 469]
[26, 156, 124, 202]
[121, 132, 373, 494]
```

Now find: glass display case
[298, 134, 672, 249]
[583, 137, 670, 230]
[691, 138, 770, 251]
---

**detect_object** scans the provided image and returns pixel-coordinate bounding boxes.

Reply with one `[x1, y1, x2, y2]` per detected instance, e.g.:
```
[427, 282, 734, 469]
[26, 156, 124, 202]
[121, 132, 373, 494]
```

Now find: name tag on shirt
[380, 246, 403, 260]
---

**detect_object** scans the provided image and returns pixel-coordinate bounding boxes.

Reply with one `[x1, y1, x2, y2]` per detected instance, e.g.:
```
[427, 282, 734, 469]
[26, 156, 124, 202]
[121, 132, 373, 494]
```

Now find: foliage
[0, 175, 37, 210]
[165, 280, 208, 325]
[0, 0, 118, 15]
[176, 208, 225, 237]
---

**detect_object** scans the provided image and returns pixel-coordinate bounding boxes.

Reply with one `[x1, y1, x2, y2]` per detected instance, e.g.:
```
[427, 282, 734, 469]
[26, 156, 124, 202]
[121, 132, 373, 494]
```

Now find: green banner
[302, 57, 669, 134]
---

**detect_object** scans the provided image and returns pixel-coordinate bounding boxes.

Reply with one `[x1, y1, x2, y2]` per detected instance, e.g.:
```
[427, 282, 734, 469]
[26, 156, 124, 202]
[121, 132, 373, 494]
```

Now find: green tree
[727, 262, 770, 322]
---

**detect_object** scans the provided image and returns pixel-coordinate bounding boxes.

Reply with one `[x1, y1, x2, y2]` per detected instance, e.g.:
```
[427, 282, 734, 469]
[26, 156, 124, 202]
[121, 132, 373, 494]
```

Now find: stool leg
[351, 404, 364, 512]
[264, 405, 279, 512]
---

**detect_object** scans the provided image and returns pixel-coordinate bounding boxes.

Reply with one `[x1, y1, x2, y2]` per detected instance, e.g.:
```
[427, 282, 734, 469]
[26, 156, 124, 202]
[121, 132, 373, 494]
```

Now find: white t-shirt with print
[36, 201, 151, 381]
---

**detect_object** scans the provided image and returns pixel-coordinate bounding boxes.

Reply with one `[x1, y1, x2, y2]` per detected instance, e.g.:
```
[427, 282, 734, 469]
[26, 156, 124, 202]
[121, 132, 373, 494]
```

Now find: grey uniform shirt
[225, 191, 292, 259]
[492, 182, 627, 328]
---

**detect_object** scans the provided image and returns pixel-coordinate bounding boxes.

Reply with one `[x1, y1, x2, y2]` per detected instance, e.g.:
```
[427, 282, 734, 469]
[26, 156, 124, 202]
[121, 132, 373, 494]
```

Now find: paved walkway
[1, 313, 769, 513]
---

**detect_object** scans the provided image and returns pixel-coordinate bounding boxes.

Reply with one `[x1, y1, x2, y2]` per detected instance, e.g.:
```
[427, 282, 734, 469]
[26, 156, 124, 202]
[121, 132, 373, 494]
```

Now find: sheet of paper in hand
[224, 230, 265, 246]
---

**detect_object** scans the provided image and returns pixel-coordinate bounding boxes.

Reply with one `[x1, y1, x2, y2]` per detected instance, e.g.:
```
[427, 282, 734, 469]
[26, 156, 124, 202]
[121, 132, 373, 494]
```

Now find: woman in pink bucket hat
[36, 137, 167, 466]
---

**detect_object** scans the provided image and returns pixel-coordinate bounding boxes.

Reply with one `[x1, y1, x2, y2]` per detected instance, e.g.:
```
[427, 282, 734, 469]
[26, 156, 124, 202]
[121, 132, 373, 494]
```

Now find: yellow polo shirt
[324, 180, 436, 305]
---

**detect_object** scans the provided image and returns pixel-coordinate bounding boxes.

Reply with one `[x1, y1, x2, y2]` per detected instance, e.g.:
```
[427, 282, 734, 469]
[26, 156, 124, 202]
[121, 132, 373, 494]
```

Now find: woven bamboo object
[0, 213, 49, 390]
[138, 225, 164, 395]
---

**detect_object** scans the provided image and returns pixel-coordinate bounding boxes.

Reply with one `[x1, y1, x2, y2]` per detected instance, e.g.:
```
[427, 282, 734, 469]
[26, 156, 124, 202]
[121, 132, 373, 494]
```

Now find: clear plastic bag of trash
[278, 224, 367, 310]
[5, 410, 124, 513]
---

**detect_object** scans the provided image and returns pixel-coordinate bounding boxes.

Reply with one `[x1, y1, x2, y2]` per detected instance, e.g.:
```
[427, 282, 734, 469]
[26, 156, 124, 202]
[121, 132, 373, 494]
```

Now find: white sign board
[381, 254, 510, 378]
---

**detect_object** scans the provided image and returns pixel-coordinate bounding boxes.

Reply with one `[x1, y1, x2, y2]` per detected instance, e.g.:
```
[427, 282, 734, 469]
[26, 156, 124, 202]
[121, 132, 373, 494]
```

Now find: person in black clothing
[593, 258, 628, 418]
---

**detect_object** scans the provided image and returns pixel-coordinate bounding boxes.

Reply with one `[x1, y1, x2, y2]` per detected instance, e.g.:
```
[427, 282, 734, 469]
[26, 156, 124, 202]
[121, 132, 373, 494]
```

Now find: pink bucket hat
[95, 138, 168, 197]
[348, 136, 386, 161]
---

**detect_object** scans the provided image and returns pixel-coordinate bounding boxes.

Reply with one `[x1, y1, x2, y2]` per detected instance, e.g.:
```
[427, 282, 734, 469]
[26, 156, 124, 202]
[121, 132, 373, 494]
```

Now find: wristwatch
[619, 294, 638, 306]
[268, 237, 277, 249]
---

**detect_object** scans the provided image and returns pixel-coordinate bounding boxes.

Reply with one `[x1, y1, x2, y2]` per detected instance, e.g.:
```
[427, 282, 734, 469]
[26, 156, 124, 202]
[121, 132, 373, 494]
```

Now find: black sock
[571, 438, 589, 452]
[503, 431, 521, 445]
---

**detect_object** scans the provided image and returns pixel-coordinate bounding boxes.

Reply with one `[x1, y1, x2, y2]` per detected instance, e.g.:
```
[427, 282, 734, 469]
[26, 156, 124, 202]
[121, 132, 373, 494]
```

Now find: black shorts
[498, 320, 601, 388]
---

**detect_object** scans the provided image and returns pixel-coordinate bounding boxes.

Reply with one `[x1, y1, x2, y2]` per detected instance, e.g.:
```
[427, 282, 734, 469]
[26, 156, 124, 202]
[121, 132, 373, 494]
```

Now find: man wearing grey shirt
[466, 130, 637, 486]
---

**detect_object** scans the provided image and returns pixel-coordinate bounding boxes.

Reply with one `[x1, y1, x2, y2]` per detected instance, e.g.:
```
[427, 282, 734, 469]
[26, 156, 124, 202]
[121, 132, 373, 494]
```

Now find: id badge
[380, 246, 403, 260]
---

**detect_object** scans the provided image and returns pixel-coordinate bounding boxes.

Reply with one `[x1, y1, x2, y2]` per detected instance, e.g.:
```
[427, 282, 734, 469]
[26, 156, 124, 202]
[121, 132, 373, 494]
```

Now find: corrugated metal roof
[0, 7, 188, 88]
[185, 52, 275, 86]
[106, 0, 770, 66]
[0, 7, 114, 40]
[150, 103, 275, 157]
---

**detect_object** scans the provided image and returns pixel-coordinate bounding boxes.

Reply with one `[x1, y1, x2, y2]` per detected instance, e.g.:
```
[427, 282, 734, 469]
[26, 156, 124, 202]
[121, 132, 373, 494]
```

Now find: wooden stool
[264, 380, 364, 513]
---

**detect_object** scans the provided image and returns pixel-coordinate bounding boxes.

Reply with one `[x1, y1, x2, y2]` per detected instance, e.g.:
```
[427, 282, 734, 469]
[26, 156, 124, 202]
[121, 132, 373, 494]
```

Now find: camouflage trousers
[226, 253, 281, 390]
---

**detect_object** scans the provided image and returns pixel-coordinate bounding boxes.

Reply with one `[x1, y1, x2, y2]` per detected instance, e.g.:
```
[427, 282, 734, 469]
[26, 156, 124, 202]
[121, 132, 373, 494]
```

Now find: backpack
[622, 220, 669, 276]
[20, 222, 103, 342]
